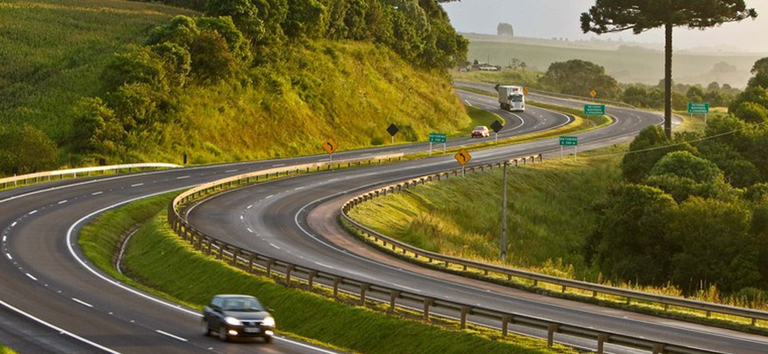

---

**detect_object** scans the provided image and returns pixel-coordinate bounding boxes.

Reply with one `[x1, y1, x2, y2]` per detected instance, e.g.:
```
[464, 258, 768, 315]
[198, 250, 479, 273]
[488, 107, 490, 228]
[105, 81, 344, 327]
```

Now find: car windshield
[221, 297, 264, 311]
[474, 126, 486, 130]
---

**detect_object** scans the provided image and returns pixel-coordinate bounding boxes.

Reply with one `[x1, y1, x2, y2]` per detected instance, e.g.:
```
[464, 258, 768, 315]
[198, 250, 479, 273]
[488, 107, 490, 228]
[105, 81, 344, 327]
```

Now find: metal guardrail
[0, 163, 182, 189]
[340, 155, 768, 330]
[167, 153, 727, 354]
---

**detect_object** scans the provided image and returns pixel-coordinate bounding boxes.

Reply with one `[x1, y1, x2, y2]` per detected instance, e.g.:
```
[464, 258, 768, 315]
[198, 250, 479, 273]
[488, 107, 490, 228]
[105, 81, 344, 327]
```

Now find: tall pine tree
[581, 1, 757, 138]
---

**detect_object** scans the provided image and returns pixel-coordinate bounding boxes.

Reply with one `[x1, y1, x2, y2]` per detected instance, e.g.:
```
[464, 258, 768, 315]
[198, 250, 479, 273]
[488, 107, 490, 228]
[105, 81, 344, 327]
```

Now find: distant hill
[464, 34, 764, 88]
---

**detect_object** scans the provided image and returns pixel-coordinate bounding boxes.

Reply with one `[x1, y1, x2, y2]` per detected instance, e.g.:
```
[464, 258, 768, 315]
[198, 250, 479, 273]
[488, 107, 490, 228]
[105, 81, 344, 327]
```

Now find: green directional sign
[584, 104, 606, 116]
[688, 102, 710, 114]
[429, 133, 447, 143]
[560, 136, 578, 146]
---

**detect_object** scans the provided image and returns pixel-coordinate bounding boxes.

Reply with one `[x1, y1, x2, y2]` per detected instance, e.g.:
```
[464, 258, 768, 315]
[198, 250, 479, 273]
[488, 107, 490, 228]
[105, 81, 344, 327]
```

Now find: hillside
[465, 34, 762, 87]
[0, 0, 470, 173]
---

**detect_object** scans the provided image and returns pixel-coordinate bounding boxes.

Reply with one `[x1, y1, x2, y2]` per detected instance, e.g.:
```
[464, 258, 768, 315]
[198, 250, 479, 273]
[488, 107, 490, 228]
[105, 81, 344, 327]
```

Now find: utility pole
[501, 161, 508, 262]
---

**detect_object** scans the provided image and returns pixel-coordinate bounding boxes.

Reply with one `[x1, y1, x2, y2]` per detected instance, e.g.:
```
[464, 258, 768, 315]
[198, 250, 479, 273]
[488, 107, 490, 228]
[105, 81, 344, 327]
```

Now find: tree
[540, 59, 620, 98]
[497, 22, 514, 36]
[581, 1, 757, 139]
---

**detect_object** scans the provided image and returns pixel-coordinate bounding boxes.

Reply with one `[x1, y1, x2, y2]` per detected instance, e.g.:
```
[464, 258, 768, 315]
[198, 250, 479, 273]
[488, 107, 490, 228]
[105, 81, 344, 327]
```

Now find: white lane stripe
[28, 210, 38, 215]
[247, 204, 253, 209]
[240, 215, 244, 220]
[314, 262, 333, 269]
[0, 298, 121, 354]
[11, 222, 16, 227]
[131, 183, 144, 187]
[265, 195, 274, 199]
[6, 253, 11, 260]
[2, 236, 6, 242]
[225, 170, 238, 173]
[176, 176, 190, 180]
[247, 228, 254, 234]
[270, 243, 280, 250]
[26, 273, 38, 281]
[465, 100, 473, 106]
[72, 298, 93, 308]
[155, 330, 188, 342]
[294, 187, 305, 191]
[92, 191, 103, 196]
[58, 200, 68, 204]
[273, 163, 285, 167]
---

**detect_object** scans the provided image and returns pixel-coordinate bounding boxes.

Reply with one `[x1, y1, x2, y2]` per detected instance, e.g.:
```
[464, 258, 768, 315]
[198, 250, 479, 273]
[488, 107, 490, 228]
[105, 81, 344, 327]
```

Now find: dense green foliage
[0, 344, 18, 354]
[588, 58, 768, 294]
[540, 59, 620, 99]
[79, 194, 576, 354]
[0, 0, 469, 174]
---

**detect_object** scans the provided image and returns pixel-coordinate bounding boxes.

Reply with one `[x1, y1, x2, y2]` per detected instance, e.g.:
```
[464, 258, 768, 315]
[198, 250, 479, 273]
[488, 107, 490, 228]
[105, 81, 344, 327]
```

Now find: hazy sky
[441, 0, 768, 53]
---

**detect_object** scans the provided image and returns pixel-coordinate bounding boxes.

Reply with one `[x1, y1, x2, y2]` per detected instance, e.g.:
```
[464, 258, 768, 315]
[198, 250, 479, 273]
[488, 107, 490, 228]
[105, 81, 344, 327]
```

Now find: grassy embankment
[0, 0, 471, 169]
[78, 193, 577, 354]
[0, 344, 18, 354]
[347, 142, 768, 331]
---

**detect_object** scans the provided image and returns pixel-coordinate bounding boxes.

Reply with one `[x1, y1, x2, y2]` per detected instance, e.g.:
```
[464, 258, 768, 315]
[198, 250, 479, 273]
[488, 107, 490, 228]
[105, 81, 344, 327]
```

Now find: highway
[0, 87, 761, 354]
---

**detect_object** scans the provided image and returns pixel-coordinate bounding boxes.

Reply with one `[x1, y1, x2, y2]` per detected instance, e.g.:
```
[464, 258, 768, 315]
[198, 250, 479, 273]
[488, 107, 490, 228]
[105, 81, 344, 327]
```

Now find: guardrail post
[285, 264, 295, 284]
[501, 315, 511, 336]
[423, 298, 434, 320]
[247, 254, 255, 273]
[308, 271, 317, 289]
[547, 323, 559, 347]
[388, 290, 401, 314]
[652, 344, 664, 354]
[597, 333, 608, 354]
[231, 249, 240, 267]
[333, 277, 342, 298]
[266, 260, 275, 277]
[460, 306, 471, 329]
[360, 283, 369, 306]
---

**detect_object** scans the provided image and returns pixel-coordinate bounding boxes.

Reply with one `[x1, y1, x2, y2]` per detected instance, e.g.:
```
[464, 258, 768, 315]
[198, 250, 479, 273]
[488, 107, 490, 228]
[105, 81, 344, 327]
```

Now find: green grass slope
[78, 193, 577, 354]
[348, 147, 626, 280]
[0, 0, 197, 142]
[0, 0, 470, 170]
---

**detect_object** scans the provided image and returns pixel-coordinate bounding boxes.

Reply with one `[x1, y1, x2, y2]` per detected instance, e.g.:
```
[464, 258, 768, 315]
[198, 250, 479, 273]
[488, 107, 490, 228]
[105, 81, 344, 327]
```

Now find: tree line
[585, 58, 768, 298]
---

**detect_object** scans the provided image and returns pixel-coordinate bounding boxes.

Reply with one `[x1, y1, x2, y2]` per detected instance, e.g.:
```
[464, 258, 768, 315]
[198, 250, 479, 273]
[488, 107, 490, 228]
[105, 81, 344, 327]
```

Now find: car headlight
[224, 316, 242, 326]
[262, 316, 275, 327]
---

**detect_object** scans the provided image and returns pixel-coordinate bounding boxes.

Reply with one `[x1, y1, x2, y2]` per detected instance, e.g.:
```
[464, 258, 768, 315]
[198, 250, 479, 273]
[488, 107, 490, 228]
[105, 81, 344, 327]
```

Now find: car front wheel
[202, 320, 212, 336]
[218, 325, 229, 342]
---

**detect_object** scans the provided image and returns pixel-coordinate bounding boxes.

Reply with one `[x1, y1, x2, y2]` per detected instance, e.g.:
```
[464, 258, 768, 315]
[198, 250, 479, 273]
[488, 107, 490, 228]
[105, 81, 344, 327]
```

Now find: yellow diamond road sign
[323, 138, 339, 154]
[590, 89, 598, 98]
[523, 87, 529, 95]
[454, 149, 471, 166]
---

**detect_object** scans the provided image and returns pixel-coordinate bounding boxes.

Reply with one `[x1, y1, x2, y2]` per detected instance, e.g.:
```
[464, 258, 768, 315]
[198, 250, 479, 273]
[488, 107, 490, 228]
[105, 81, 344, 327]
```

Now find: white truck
[497, 85, 526, 112]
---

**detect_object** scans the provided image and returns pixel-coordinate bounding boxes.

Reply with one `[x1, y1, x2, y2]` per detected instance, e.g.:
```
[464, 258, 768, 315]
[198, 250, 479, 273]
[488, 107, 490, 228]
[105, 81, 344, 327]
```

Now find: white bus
[497, 85, 526, 112]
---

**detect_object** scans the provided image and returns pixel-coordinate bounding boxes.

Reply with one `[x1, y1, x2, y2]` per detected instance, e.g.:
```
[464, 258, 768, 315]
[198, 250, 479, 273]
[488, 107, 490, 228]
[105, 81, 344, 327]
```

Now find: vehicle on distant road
[202, 294, 275, 343]
[496, 85, 526, 112]
[471, 126, 490, 138]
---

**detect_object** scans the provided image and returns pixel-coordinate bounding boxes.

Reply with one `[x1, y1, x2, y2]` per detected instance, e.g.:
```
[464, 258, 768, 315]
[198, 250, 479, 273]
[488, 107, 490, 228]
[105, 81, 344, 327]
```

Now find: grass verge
[0, 344, 18, 354]
[78, 194, 578, 354]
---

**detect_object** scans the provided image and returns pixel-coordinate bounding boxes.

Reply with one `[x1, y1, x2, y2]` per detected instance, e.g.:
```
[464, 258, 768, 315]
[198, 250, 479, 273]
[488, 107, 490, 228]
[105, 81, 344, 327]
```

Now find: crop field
[465, 35, 764, 88]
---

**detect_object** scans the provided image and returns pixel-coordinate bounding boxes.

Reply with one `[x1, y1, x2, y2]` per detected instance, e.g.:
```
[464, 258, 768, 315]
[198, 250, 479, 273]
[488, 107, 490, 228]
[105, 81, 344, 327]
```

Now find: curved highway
[0, 88, 751, 354]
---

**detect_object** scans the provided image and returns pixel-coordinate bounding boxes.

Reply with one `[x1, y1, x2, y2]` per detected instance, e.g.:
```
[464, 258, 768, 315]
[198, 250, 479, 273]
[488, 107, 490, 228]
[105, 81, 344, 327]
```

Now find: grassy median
[78, 193, 578, 354]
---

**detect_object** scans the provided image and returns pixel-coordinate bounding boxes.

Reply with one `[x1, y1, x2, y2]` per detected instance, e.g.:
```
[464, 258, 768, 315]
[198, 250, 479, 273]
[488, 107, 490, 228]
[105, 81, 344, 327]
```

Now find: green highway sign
[560, 136, 578, 146]
[584, 104, 606, 116]
[429, 133, 447, 143]
[688, 102, 710, 114]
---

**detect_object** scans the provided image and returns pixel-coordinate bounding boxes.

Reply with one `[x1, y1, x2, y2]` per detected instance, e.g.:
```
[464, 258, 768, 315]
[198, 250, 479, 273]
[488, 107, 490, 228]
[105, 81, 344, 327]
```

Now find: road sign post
[559, 136, 578, 161]
[688, 102, 710, 123]
[584, 104, 606, 116]
[429, 133, 447, 156]
[387, 123, 399, 145]
[490, 120, 503, 144]
[323, 138, 339, 162]
[454, 149, 471, 177]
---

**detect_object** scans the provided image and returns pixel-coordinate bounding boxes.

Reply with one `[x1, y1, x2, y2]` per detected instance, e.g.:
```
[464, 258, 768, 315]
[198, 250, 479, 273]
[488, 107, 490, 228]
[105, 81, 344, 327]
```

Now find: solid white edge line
[155, 330, 188, 342]
[0, 298, 121, 354]
[72, 298, 93, 308]
[64, 190, 343, 354]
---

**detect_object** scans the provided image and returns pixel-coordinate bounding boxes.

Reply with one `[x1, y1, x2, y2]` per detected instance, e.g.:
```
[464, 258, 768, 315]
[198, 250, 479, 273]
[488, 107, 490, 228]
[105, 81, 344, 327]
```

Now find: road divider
[0, 163, 182, 190]
[167, 152, 726, 354]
